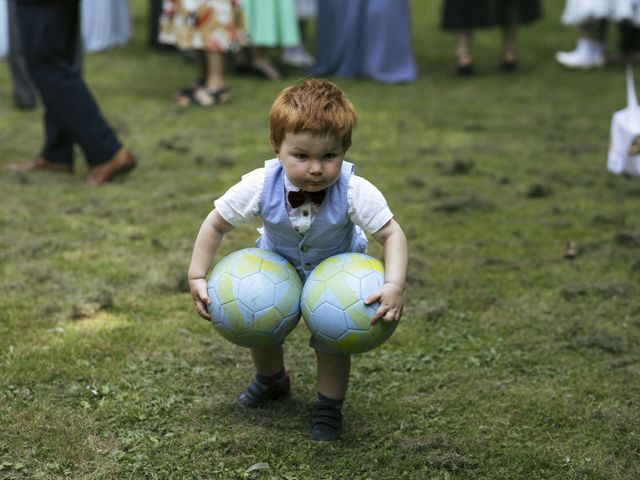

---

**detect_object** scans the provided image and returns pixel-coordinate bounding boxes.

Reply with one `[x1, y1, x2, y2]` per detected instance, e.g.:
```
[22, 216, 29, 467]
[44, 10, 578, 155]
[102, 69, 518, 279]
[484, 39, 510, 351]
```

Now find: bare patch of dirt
[70, 290, 113, 320]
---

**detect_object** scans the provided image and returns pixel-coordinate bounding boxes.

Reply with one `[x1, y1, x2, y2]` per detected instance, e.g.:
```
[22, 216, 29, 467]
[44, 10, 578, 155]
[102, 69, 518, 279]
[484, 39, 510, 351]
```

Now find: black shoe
[500, 50, 518, 72]
[310, 402, 343, 441]
[14, 95, 36, 110]
[457, 63, 476, 76]
[500, 60, 518, 72]
[237, 371, 291, 408]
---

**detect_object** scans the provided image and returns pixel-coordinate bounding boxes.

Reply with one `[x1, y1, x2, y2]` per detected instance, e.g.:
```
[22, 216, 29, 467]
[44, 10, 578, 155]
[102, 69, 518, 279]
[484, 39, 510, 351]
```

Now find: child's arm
[366, 218, 408, 324]
[188, 209, 235, 320]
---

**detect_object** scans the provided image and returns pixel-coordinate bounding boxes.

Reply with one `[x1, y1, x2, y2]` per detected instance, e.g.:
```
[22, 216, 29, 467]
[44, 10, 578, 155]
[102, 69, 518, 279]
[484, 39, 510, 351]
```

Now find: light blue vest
[257, 159, 367, 279]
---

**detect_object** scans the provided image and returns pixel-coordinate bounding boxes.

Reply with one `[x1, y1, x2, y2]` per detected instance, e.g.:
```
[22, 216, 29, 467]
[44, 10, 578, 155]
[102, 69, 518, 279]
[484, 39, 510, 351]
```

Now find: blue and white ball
[301, 253, 398, 354]
[207, 248, 302, 348]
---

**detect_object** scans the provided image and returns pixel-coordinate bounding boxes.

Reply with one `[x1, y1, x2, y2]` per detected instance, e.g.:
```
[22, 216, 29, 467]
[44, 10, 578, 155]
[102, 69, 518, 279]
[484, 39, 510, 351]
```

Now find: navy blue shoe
[237, 371, 291, 408]
[310, 402, 343, 441]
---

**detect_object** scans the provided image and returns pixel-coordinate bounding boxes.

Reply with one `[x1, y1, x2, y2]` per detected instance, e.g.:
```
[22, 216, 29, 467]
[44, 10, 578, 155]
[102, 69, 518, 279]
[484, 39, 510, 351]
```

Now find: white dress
[81, 0, 131, 52]
[562, 0, 640, 25]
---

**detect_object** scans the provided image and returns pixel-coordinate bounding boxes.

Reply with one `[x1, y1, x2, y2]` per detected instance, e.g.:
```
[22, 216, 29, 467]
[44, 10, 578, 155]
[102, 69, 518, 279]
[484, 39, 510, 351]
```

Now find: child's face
[273, 132, 345, 192]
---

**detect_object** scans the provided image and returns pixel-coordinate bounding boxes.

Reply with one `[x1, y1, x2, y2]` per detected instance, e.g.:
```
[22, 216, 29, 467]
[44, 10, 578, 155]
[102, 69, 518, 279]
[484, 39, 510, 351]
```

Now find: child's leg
[316, 350, 350, 399]
[237, 345, 290, 408]
[250, 344, 284, 375]
[312, 351, 351, 441]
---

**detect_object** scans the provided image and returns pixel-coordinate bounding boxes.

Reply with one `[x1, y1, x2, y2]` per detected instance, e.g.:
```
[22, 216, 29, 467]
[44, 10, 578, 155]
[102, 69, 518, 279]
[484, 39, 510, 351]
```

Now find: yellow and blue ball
[207, 248, 302, 348]
[301, 253, 398, 354]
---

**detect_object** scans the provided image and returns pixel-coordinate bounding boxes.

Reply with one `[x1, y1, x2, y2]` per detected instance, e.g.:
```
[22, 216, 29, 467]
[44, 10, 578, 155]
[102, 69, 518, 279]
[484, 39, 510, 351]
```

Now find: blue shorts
[309, 335, 350, 356]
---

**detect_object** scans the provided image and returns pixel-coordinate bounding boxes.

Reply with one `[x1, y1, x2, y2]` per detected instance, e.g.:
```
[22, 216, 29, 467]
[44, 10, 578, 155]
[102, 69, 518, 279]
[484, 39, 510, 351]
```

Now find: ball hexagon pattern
[207, 248, 302, 347]
[301, 253, 398, 354]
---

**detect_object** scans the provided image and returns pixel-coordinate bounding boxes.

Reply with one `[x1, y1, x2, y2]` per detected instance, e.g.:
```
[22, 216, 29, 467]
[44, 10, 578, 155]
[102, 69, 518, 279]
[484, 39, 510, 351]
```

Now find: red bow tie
[287, 189, 326, 208]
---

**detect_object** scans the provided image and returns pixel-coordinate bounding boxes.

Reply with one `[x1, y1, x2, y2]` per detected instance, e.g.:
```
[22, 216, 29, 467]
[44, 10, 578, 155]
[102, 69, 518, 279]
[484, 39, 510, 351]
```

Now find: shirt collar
[283, 174, 300, 194]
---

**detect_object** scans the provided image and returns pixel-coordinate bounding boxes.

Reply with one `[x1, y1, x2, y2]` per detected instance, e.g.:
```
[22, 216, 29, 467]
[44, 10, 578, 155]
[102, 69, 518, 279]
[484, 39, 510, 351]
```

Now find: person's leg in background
[499, 1, 518, 70]
[282, 0, 316, 67]
[556, 20, 607, 69]
[619, 20, 640, 63]
[149, 0, 175, 51]
[440, 0, 493, 76]
[496, 0, 542, 71]
[455, 30, 475, 75]
[11, 1, 135, 184]
[7, 0, 37, 110]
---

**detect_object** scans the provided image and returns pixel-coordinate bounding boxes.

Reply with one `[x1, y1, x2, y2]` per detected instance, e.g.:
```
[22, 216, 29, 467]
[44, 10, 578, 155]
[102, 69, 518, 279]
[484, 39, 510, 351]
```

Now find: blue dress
[311, 0, 416, 84]
[0, 0, 8, 58]
[81, 0, 131, 52]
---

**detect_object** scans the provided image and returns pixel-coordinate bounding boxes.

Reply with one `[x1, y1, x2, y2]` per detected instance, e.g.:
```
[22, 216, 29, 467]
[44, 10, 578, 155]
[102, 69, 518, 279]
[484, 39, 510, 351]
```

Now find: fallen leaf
[245, 462, 270, 473]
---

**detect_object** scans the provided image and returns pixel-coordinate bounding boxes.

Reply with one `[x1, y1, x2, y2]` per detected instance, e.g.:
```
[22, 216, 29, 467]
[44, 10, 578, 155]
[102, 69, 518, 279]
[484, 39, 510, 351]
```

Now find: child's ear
[270, 140, 280, 156]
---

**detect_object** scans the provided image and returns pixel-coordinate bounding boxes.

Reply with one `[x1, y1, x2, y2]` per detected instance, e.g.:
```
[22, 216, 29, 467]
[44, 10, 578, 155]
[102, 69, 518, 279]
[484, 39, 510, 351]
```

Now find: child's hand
[189, 278, 211, 320]
[364, 282, 404, 325]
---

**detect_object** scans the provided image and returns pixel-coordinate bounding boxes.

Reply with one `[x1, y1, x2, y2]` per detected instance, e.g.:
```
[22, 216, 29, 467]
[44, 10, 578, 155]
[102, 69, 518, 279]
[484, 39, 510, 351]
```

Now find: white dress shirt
[214, 165, 393, 236]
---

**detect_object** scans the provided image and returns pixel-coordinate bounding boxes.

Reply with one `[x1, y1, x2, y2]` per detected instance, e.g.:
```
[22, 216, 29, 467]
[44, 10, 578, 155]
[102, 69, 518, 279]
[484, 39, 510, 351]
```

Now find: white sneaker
[555, 40, 604, 69]
[282, 47, 315, 67]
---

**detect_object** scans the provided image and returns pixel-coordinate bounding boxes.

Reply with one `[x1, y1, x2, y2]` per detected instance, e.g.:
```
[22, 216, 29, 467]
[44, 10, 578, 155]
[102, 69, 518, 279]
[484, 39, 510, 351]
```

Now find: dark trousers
[148, 0, 174, 50]
[619, 21, 640, 54]
[16, 0, 121, 167]
[8, 0, 37, 108]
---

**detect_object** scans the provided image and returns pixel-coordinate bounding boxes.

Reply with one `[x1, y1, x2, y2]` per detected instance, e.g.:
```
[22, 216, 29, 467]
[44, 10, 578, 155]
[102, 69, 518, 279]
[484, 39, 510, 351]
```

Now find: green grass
[2, 1, 640, 478]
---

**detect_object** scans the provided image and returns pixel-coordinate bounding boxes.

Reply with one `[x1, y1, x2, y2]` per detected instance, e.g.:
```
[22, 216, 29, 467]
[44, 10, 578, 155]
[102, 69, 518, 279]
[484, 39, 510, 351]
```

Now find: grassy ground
[1, 1, 640, 478]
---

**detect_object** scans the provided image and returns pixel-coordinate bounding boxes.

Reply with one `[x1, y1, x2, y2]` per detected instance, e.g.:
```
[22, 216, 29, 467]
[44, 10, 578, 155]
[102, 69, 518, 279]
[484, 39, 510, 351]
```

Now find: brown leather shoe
[8, 156, 72, 174]
[85, 148, 137, 186]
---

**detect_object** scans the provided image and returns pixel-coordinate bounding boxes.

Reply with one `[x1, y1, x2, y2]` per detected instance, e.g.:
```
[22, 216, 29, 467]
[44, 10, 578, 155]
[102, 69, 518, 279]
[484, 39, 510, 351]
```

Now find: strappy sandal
[175, 86, 231, 108]
[206, 87, 231, 106]
[500, 48, 518, 72]
[175, 77, 215, 107]
[455, 49, 475, 76]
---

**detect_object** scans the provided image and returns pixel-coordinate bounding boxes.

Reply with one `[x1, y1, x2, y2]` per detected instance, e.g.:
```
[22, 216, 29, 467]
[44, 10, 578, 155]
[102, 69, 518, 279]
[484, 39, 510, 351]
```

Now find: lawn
[1, 1, 639, 479]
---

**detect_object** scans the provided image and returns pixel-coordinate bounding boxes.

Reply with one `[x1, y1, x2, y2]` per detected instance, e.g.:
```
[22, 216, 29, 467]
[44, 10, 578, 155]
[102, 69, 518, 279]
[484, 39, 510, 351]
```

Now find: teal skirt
[243, 0, 300, 47]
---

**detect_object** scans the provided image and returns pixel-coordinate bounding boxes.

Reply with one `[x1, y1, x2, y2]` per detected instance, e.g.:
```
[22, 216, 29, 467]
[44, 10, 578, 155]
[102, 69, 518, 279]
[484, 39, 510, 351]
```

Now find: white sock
[576, 38, 592, 53]
[589, 40, 604, 56]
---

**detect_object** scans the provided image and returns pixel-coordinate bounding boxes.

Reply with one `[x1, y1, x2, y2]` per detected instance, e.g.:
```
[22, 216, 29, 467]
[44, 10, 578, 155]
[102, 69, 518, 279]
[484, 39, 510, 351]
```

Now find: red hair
[269, 79, 357, 151]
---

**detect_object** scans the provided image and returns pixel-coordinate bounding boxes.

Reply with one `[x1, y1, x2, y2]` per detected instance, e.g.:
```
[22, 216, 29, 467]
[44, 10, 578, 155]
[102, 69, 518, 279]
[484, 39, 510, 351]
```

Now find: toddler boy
[188, 79, 408, 441]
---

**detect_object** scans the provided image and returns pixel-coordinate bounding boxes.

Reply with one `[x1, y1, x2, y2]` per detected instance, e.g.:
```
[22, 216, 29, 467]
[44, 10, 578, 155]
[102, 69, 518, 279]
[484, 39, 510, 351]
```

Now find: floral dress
[159, 0, 247, 52]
